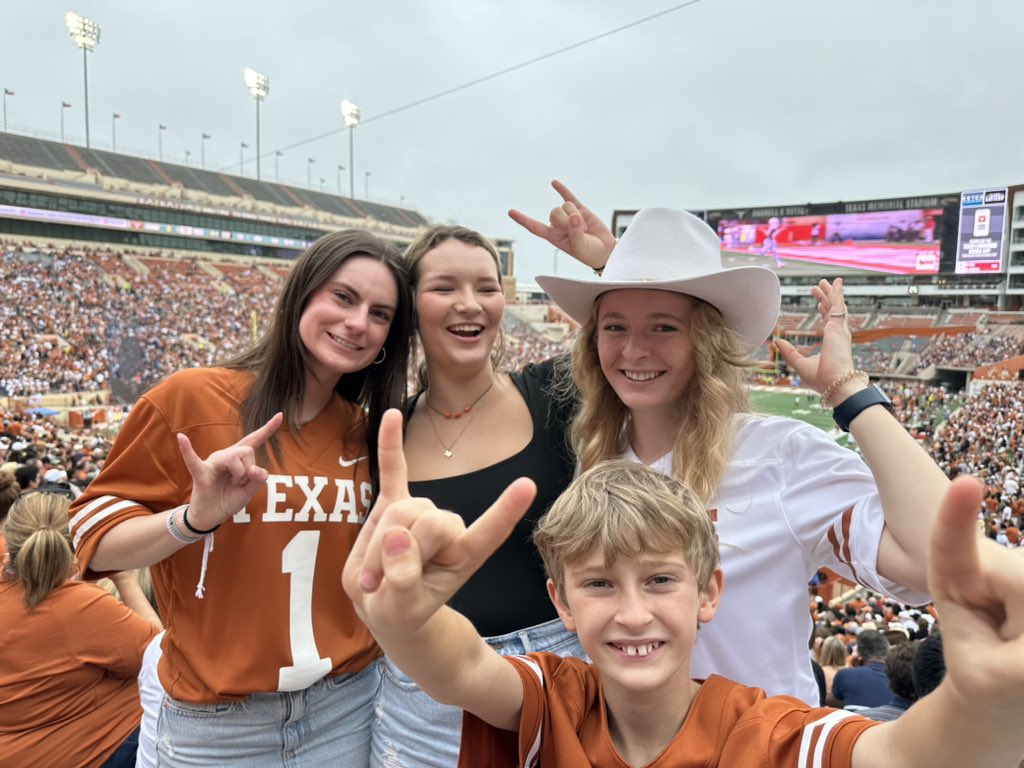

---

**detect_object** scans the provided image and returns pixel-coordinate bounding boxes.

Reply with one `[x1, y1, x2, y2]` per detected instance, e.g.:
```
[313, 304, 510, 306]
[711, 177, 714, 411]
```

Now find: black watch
[832, 383, 893, 432]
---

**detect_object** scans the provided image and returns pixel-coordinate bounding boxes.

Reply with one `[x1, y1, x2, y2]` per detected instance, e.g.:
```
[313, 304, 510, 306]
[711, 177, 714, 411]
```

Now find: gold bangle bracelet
[820, 370, 869, 409]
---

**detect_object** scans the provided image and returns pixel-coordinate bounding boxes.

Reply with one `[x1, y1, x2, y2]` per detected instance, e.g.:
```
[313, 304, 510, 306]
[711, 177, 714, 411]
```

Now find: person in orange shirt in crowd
[0, 491, 159, 768]
[347, 412, 1024, 768]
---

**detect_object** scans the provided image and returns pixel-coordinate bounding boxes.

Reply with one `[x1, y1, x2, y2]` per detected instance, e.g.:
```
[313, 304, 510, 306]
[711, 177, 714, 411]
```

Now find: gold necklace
[425, 379, 496, 420]
[424, 381, 494, 458]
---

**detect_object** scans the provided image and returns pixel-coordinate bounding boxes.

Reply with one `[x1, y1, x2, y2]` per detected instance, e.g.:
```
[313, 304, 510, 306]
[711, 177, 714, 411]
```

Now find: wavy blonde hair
[566, 294, 751, 504]
[3, 492, 75, 609]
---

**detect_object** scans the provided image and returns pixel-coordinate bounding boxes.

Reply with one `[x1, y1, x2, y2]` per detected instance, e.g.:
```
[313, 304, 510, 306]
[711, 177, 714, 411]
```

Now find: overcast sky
[4, 1, 1023, 280]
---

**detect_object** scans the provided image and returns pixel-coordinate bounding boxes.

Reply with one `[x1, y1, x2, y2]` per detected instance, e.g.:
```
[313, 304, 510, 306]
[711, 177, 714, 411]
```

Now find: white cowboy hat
[536, 207, 781, 352]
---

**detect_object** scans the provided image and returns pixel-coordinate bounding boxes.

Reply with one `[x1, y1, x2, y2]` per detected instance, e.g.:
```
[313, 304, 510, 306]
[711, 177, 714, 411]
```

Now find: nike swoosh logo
[338, 456, 368, 467]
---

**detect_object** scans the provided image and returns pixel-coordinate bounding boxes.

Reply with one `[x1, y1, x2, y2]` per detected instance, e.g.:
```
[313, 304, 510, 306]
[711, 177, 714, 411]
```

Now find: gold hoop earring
[372, 347, 387, 365]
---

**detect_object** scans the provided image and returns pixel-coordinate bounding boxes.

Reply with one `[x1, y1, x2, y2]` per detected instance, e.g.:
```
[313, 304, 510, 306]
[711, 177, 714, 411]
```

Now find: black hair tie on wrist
[182, 505, 221, 535]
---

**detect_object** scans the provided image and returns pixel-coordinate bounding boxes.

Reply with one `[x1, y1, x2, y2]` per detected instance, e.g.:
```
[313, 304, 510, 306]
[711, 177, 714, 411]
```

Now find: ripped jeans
[370, 617, 583, 768]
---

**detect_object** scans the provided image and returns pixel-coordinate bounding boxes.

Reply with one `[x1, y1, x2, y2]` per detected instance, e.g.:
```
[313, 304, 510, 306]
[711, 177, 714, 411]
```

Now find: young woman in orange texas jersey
[370, 226, 580, 767]
[67, 230, 414, 767]
[508, 182, 949, 706]
[345, 412, 1024, 768]
[1, 491, 160, 768]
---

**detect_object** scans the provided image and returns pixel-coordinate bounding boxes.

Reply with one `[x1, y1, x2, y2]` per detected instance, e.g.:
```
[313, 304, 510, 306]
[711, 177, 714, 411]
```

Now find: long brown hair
[565, 294, 750, 504]
[224, 229, 414, 494]
[403, 225, 505, 391]
[4, 492, 75, 609]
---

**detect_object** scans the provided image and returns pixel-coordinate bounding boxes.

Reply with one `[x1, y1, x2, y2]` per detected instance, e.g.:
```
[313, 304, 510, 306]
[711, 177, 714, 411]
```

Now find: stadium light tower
[111, 112, 119, 151]
[60, 101, 71, 143]
[3, 89, 13, 133]
[158, 123, 166, 161]
[64, 11, 100, 148]
[340, 99, 360, 198]
[201, 133, 211, 169]
[243, 68, 269, 180]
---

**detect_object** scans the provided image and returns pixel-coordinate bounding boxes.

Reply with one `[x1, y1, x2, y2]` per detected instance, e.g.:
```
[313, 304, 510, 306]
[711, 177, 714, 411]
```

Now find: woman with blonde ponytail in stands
[0, 491, 159, 768]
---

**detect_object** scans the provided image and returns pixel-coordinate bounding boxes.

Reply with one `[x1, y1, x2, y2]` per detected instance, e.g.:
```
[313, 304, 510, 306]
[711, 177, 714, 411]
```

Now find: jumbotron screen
[702, 193, 964, 276]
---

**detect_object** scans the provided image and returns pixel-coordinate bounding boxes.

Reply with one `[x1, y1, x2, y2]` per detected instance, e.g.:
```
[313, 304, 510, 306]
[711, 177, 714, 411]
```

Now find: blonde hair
[819, 635, 849, 667]
[533, 460, 719, 603]
[404, 224, 506, 390]
[565, 295, 750, 503]
[3, 492, 74, 609]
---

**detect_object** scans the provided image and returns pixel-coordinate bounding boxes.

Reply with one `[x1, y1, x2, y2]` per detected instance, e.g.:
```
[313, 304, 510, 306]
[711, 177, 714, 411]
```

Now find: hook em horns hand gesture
[508, 180, 616, 272]
[774, 277, 856, 395]
[175, 412, 283, 531]
[343, 409, 537, 639]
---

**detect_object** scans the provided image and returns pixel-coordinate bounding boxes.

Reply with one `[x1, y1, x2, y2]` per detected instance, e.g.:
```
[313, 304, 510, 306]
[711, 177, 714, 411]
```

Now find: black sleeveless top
[407, 358, 575, 637]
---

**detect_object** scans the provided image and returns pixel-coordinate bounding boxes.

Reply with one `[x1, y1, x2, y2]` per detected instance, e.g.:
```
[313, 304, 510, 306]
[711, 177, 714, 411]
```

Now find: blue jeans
[155, 661, 380, 767]
[101, 727, 139, 768]
[370, 617, 583, 768]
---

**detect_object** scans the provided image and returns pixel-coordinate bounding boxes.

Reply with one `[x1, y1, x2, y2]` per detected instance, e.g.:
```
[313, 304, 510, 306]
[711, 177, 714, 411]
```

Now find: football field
[748, 389, 850, 444]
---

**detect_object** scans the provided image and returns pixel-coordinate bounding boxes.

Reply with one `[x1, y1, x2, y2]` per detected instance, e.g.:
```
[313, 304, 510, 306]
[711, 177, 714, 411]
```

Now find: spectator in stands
[818, 634, 849, 703]
[511, 182, 947, 706]
[912, 631, 946, 698]
[0, 470, 18, 531]
[0, 491, 159, 767]
[13, 463, 40, 492]
[830, 629, 892, 709]
[859, 641, 918, 721]
[67, 230, 415, 766]
[369, 225, 580, 767]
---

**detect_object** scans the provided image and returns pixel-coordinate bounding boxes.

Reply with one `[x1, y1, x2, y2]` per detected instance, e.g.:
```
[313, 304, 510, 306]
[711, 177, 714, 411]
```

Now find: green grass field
[748, 389, 849, 443]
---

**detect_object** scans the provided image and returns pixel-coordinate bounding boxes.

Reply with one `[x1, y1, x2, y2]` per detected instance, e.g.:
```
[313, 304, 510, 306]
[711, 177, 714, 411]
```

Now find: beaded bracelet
[820, 369, 870, 410]
[182, 505, 221, 536]
[166, 506, 202, 545]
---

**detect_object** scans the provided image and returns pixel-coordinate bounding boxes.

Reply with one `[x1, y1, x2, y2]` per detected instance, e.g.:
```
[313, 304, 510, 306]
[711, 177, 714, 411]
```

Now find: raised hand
[175, 412, 283, 530]
[774, 277, 856, 394]
[343, 409, 536, 637]
[928, 475, 1024, 708]
[508, 179, 616, 271]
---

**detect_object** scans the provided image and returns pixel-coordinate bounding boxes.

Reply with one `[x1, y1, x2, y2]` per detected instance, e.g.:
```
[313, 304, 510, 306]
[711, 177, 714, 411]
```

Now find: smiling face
[414, 238, 505, 373]
[298, 255, 398, 386]
[548, 546, 721, 700]
[595, 289, 698, 420]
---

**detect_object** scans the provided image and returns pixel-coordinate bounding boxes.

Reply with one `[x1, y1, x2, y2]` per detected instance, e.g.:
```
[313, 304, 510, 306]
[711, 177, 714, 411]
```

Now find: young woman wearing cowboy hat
[511, 182, 948, 706]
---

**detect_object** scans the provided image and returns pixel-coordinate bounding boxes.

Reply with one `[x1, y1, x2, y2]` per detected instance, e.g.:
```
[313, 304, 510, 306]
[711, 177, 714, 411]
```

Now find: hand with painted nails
[508, 180, 616, 272]
[176, 412, 283, 531]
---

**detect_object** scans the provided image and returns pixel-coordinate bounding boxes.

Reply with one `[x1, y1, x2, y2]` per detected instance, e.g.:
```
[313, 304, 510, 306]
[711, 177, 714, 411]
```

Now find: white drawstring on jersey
[195, 533, 214, 598]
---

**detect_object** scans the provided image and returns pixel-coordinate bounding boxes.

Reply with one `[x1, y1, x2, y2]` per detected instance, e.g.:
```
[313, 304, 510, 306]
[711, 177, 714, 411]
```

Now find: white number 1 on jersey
[278, 531, 333, 690]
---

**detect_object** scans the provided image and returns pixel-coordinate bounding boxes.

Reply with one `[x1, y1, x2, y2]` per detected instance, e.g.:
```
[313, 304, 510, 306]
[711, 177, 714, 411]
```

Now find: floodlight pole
[243, 68, 269, 181]
[65, 12, 101, 148]
[341, 99, 361, 198]
[2, 89, 10, 132]
[82, 47, 90, 147]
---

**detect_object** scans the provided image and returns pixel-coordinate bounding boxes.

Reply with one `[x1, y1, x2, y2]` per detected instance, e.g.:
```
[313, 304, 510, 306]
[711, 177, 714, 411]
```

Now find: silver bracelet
[166, 505, 202, 545]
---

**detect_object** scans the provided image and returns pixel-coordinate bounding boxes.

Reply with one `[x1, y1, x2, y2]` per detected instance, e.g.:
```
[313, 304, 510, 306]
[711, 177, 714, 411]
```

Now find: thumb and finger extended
[928, 475, 984, 598]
